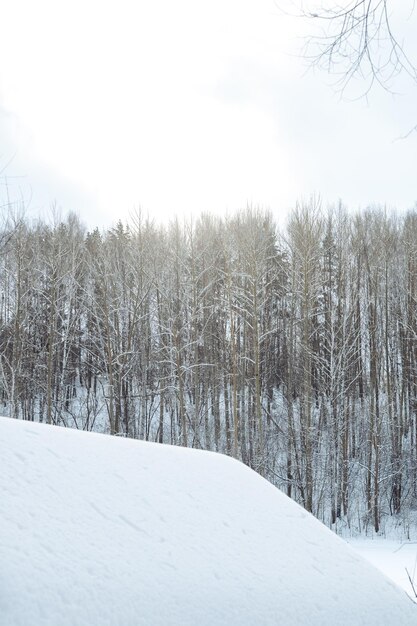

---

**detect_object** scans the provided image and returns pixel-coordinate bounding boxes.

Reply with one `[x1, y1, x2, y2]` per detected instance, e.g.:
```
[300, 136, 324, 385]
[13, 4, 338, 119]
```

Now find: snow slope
[0, 417, 415, 626]
[350, 539, 417, 599]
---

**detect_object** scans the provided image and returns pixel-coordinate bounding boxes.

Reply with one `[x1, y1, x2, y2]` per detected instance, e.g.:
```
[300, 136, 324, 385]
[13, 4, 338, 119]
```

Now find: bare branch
[285, 1, 417, 94]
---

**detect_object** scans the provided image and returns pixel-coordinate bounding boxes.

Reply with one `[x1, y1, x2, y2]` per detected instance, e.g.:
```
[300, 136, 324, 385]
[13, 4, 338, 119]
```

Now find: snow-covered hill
[0, 416, 415, 625]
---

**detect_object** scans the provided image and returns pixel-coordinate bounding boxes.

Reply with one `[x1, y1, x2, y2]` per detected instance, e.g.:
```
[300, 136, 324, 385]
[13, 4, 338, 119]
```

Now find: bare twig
[405, 567, 417, 598]
[281, 1, 417, 94]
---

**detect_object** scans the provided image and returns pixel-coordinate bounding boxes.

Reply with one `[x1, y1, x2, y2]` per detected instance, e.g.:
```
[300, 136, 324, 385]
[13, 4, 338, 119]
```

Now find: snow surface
[350, 539, 417, 600]
[1, 416, 416, 626]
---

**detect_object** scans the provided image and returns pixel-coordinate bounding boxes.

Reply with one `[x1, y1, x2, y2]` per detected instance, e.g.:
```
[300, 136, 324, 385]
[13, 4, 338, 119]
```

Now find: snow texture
[0, 416, 415, 625]
[350, 539, 417, 599]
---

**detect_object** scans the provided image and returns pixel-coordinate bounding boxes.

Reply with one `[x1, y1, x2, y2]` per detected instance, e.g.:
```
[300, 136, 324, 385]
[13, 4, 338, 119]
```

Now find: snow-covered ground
[349, 539, 417, 600]
[1, 416, 416, 626]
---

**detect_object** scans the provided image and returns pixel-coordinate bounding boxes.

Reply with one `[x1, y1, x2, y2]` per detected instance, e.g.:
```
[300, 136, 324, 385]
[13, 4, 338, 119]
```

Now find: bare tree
[285, 1, 417, 93]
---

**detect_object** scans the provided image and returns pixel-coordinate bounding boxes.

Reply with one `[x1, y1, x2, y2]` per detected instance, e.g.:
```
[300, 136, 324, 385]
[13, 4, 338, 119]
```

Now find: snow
[349, 539, 417, 600]
[0, 416, 415, 626]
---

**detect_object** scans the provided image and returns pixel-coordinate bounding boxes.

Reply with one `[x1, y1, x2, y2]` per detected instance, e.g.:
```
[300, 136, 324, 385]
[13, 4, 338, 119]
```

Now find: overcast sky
[0, 0, 417, 229]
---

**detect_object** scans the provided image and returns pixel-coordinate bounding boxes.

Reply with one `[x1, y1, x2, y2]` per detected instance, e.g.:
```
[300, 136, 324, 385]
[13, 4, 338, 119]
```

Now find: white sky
[0, 0, 417, 229]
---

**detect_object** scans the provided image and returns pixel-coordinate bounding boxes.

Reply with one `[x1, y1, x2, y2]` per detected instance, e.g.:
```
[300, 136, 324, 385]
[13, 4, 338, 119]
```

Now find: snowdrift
[0, 416, 415, 625]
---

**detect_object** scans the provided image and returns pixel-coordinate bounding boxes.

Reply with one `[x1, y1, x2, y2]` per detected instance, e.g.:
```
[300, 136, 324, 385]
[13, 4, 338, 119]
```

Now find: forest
[2, 201, 417, 535]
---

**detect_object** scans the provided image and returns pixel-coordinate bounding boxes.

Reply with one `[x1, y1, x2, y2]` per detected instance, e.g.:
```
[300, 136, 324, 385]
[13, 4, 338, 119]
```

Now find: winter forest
[2, 201, 417, 535]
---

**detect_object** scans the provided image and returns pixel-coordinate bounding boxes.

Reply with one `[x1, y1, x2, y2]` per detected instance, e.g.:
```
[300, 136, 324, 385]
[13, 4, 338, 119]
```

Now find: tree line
[2, 202, 417, 534]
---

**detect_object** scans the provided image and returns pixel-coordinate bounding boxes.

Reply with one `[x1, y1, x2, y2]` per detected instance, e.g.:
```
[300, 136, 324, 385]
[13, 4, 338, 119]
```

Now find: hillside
[0, 416, 415, 625]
